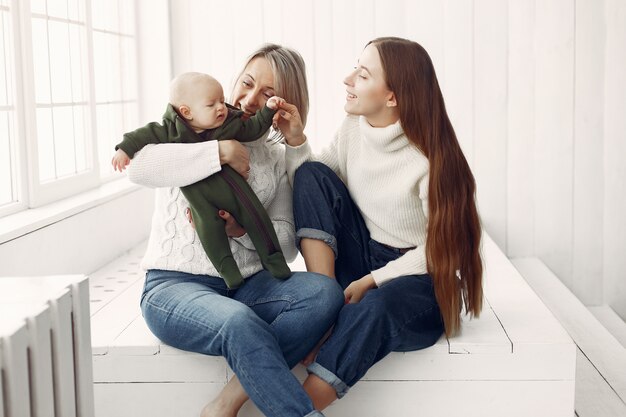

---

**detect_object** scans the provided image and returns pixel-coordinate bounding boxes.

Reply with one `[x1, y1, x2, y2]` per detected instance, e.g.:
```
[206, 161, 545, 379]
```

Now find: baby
[112, 72, 291, 288]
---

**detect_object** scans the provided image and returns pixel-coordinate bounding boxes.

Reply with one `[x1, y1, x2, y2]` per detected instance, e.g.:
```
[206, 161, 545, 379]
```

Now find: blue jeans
[293, 162, 444, 398]
[141, 268, 343, 417]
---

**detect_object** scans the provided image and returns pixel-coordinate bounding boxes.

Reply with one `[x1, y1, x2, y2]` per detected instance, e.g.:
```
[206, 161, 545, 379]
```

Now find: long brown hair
[370, 37, 483, 336]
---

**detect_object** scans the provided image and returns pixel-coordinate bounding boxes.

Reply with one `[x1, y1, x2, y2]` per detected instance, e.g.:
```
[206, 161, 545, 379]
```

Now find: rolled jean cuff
[296, 228, 338, 258]
[304, 410, 326, 417]
[307, 361, 350, 399]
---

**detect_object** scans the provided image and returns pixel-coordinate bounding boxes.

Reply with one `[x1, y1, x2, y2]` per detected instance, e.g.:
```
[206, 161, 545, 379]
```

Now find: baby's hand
[111, 149, 131, 172]
[266, 96, 286, 110]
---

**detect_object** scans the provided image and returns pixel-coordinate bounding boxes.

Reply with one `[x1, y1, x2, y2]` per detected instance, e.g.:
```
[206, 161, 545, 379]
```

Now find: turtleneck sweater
[127, 132, 298, 278]
[285, 115, 429, 287]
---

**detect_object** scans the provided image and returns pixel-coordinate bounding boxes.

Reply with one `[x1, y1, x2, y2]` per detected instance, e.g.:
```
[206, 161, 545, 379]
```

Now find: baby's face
[187, 79, 227, 131]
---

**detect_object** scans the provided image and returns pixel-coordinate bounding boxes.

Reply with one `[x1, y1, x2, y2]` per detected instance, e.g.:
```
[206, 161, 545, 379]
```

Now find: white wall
[170, 0, 626, 317]
[136, 0, 172, 124]
[603, 0, 626, 319]
[0, 188, 153, 277]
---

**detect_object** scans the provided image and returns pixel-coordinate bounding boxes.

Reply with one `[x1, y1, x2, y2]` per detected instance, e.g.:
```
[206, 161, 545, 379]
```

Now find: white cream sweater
[285, 115, 430, 287]
[128, 133, 298, 278]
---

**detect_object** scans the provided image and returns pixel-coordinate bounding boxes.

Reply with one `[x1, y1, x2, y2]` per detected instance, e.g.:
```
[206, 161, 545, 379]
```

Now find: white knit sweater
[285, 115, 430, 287]
[128, 132, 298, 278]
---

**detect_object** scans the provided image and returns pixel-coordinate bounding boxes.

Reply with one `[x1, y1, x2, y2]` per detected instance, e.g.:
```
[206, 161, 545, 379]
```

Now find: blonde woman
[129, 45, 342, 417]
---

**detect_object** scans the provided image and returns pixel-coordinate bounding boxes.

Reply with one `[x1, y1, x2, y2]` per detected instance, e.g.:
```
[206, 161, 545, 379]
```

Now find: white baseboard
[588, 305, 626, 349]
[0, 184, 153, 277]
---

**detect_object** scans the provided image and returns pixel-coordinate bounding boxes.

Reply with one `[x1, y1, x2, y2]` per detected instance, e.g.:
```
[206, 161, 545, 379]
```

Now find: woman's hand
[218, 210, 246, 238]
[344, 274, 377, 304]
[218, 140, 250, 179]
[185, 208, 246, 238]
[274, 101, 306, 147]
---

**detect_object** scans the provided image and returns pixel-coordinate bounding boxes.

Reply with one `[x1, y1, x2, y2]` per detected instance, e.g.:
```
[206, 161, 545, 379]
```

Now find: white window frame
[0, 1, 27, 218]
[2, 0, 138, 213]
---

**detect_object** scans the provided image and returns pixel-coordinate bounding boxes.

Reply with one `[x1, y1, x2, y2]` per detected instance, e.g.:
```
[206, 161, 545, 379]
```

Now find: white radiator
[0, 275, 95, 417]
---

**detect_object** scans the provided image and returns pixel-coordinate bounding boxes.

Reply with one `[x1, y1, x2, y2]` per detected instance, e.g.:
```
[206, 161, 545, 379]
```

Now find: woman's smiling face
[231, 57, 277, 120]
[343, 43, 397, 127]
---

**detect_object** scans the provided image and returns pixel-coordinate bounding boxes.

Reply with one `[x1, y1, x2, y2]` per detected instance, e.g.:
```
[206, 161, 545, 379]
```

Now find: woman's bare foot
[303, 373, 338, 411]
[200, 397, 237, 417]
[200, 375, 249, 417]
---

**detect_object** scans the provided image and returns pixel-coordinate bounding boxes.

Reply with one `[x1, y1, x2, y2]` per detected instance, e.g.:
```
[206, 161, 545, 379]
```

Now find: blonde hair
[233, 44, 309, 127]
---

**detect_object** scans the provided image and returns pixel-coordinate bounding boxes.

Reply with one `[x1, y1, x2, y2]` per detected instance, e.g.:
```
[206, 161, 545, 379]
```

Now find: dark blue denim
[293, 161, 444, 398]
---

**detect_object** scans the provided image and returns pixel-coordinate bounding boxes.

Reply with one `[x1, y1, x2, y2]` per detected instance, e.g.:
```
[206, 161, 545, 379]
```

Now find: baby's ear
[179, 105, 193, 120]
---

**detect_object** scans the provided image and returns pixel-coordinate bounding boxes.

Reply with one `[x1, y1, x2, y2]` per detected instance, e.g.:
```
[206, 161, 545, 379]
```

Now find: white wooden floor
[512, 259, 626, 417]
[86, 248, 623, 417]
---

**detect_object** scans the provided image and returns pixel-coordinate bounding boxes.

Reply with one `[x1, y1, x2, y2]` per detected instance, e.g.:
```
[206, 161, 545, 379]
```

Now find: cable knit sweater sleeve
[285, 122, 347, 186]
[127, 141, 222, 188]
[285, 140, 312, 186]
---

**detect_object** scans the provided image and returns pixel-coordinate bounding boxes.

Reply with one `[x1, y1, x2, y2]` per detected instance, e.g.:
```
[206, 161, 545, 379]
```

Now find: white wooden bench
[0, 275, 95, 417]
[90, 234, 576, 417]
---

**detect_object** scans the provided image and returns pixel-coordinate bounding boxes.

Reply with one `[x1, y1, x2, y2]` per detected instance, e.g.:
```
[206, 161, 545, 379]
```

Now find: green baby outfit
[116, 104, 291, 288]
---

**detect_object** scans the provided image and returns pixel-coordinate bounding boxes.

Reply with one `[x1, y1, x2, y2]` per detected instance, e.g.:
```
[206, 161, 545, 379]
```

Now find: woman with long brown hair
[283, 36, 483, 409]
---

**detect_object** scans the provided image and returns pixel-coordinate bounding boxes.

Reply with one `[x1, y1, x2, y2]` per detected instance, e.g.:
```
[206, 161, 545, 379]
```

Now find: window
[91, 0, 138, 177]
[0, 0, 138, 216]
[0, 0, 23, 216]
